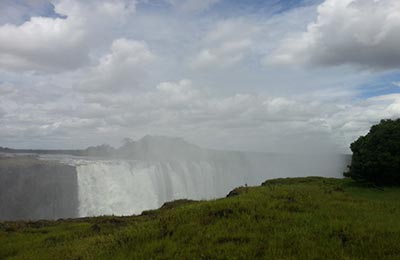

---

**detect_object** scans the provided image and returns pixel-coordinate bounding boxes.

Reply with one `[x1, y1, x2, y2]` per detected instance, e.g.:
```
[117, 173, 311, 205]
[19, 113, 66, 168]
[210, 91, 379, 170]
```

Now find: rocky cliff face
[0, 156, 78, 221]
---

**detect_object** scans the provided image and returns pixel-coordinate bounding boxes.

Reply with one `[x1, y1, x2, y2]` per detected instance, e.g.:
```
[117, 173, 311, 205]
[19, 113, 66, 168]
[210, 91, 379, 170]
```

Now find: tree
[344, 119, 400, 185]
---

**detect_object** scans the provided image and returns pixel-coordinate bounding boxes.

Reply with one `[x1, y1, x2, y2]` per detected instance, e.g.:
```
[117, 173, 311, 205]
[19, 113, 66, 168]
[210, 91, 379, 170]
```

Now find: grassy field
[1, 177, 400, 259]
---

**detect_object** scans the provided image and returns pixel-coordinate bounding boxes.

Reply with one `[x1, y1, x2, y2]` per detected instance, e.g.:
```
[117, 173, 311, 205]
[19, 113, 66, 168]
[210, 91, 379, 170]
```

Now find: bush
[344, 119, 400, 185]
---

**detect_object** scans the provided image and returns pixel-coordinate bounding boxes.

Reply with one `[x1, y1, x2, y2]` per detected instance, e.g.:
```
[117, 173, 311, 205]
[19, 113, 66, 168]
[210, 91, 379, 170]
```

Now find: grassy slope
[1, 177, 400, 260]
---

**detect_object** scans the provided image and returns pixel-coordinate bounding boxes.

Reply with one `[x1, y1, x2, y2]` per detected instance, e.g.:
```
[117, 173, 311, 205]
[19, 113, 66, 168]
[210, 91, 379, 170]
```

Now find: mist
[0, 135, 349, 221]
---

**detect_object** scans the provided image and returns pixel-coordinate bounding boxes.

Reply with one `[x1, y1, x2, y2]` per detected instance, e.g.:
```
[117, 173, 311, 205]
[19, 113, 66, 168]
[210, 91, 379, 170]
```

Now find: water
[69, 158, 248, 217]
[0, 140, 349, 220]
[53, 152, 347, 217]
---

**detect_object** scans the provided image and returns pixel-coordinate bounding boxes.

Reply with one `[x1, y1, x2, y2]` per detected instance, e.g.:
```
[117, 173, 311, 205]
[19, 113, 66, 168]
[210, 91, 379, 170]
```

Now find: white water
[40, 140, 348, 218]
[74, 159, 248, 217]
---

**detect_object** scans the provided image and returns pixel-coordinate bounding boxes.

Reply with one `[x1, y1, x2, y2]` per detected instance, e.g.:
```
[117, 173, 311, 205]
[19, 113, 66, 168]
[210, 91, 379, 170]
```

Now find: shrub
[344, 119, 400, 185]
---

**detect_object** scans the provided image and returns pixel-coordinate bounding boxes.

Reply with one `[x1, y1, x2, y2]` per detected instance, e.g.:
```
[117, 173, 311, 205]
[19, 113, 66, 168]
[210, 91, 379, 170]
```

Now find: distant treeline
[0, 146, 85, 156]
[0, 136, 205, 160]
[0, 145, 114, 157]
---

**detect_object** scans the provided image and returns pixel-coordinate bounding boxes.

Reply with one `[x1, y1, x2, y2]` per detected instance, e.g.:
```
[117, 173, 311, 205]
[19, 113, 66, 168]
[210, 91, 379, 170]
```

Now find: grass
[1, 177, 400, 259]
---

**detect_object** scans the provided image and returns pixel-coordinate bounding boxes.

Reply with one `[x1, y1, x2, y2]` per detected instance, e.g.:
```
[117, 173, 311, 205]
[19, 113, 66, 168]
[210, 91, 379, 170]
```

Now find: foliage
[1, 177, 400, 259]
[344, 119, 400, 185]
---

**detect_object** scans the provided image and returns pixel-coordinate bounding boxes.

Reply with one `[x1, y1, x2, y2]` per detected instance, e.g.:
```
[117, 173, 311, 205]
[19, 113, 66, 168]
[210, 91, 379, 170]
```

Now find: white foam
[74, 159, 247, 217]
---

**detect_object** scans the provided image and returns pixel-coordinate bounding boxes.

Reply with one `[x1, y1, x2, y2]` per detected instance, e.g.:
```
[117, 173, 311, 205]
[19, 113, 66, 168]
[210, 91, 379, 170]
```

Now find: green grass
[1, 177, 400, 259]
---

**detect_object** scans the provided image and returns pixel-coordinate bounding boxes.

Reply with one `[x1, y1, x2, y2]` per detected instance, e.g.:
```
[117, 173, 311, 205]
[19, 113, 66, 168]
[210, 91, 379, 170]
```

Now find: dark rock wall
[0, 156, 79, 221]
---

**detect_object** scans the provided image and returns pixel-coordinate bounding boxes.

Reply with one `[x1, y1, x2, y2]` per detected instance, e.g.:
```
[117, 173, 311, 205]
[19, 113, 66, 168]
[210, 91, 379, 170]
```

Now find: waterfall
[0, 135, 350, 221]
[74, 159, 248, 217]
[0, 146, 348, 220]
[66, 150, 348, 218]
[12, 136, 346, 220]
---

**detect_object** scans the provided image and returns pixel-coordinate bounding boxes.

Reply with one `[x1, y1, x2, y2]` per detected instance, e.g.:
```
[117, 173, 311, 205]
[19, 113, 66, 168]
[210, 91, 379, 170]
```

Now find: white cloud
[0, 82, 15, 96]
[3, 74, 399, 152]
[0, 0, 399, 152]
[393, 82, 400, 87]
[0, 16, 85, 71]
[191, 19, 257, 69]
[267, 0, 400, 70]
[155, 80, 199, 105]
[0, 0, 137, 72]
[192, 40, 252, 69]
[80, 38, 155, 92]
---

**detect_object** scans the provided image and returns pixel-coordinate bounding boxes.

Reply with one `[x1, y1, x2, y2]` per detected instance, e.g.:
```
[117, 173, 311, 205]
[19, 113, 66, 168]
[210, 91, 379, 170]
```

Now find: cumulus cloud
[2, 73, 399, 151]
[0, 0, 399, 152]
[192, 40, 252, 69]
[191, 19, 257, 69]
[0, 16, 86, 72]
[80, 38, 155, 92]
[0, 0, 136, 72]
[266, 0, 400, 70]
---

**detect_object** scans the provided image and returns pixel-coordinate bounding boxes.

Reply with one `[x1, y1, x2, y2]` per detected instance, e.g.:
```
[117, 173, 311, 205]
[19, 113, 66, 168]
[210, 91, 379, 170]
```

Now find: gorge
[0, 136, 349, 221]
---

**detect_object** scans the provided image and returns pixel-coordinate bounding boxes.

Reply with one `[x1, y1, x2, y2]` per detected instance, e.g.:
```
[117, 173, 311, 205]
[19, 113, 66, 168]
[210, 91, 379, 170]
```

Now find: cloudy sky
[0, 0, 399, 152]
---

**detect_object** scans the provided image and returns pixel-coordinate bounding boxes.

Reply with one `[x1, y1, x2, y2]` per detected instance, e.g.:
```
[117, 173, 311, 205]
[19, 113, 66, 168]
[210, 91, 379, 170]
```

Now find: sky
[0, 0, 399, 153]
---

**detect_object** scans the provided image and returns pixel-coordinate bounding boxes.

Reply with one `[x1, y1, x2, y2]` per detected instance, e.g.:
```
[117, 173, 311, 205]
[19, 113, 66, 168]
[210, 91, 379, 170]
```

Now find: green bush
[344, 119, 400, 185]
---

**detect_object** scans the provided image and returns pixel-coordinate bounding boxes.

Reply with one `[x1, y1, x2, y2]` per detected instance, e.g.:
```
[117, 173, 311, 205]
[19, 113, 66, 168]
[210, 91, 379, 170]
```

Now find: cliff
[0, 156, 79, 221]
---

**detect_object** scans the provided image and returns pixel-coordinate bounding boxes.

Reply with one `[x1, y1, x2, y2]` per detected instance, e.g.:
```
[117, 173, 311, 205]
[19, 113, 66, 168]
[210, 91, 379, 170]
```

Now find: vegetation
[345, 119, 400, 185]
[1, 177, 400, 259]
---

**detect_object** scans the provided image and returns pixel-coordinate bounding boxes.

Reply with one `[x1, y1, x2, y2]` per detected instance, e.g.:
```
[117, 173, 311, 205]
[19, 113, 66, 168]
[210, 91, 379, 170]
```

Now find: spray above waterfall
[75, 160, 245, 217]
[62, 136, 348, 218]
[0, 136, 349, 220]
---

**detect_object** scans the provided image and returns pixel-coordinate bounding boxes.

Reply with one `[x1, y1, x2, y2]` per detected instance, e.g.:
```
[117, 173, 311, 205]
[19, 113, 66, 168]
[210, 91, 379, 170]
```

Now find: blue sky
[0, 0, 63, 24]
[210, 0, 321, 15]
[357, 72, 400, 99]
[0, 0, 399, 152]
[134, 0, 323, 19]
